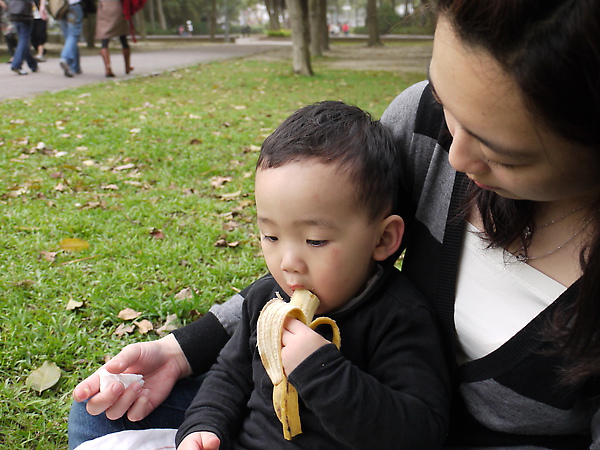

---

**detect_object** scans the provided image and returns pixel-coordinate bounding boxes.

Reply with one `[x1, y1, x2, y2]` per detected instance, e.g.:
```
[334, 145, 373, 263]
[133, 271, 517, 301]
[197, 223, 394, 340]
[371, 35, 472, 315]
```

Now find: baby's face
[255, 161, 382, 314]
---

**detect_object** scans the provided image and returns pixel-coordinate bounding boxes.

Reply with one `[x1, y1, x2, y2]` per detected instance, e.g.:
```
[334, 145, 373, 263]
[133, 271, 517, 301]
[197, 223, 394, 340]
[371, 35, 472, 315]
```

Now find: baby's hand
[281, 317, 329, 375]
[178, 431, 220, 450]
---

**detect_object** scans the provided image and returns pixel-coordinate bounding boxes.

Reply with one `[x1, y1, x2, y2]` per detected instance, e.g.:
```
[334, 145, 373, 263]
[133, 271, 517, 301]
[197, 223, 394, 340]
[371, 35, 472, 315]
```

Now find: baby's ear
[373, 215, 404, 261]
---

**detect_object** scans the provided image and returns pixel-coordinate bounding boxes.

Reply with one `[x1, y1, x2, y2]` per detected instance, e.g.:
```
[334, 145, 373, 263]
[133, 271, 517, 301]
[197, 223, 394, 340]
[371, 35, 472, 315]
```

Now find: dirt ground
[249, 41, 433, 75]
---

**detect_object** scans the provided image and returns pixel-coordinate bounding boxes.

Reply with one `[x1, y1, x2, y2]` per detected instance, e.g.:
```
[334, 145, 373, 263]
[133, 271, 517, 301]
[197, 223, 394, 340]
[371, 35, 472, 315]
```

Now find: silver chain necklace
[522, 203, 589, 240]
[516, 216, 593, 262]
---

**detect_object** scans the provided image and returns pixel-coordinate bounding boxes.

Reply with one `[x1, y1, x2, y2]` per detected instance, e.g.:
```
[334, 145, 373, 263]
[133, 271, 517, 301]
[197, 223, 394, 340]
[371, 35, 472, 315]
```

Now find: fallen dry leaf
[174, 287, 195, 300]
[60, 238, 90, 252]
[156, 314, 180, 337]
[39, 251, 57, 262]
[223, 220, 239, 231]
[211, 176, 231, 188]
[117, 308, 142, 320]
[26, 361, 61, 393]
[135, 319, 153, 334]
[219, 190, 241, 201]
[114, 323, 135, 337]
[66, 299, 84, 310]
[150, 229, 165, 239]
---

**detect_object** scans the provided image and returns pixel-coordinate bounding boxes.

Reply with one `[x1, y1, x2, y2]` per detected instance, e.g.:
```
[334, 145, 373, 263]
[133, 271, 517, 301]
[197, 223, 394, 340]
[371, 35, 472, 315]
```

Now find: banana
[257, 289, 341, 440]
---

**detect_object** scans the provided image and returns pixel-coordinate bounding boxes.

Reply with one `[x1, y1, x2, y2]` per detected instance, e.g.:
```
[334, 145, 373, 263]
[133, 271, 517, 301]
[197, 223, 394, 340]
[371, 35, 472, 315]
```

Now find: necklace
[522, 203, 589, 240]
[516, 217, 593, 262]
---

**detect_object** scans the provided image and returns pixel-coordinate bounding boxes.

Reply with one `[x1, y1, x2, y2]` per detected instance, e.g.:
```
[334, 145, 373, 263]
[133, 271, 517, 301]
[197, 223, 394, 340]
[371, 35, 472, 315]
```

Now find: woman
[69, 0, 600, 448]
[95, 0, 132, 77]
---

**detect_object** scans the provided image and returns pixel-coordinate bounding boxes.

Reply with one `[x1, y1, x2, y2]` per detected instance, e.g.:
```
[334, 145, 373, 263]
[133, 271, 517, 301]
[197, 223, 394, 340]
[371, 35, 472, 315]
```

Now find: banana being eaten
[257, 289, 341, 440]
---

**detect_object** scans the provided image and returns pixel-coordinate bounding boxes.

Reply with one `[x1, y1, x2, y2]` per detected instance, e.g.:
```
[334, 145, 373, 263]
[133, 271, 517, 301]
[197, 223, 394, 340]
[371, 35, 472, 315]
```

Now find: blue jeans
[67, 376, 203, 449]
[59, 2, 83, 73]
[11, 21, 37, 72]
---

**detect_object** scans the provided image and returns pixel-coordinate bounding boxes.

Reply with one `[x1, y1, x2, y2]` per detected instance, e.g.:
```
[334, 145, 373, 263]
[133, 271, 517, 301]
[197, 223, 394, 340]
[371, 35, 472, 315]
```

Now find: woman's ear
[373, 215, 404, 261]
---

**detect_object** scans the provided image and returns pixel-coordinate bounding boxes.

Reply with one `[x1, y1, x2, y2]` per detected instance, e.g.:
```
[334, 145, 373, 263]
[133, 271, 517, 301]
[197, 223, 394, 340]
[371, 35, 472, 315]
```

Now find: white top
[454, 223, 567, 362]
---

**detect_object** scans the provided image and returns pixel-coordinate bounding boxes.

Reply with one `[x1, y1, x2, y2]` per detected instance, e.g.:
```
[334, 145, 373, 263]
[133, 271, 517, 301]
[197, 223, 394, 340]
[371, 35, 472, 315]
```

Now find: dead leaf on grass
[59, 238, 90, 252]
[211, 176, 231, 188]
[219, 190, 241, 201]
[223, 220, 239, 231]
[174, 287, 197, 300]
[26, 361, 61, 393]
[214, 238, 239, 248]
[117, 308, 142, 320]
[156, 314, 180, 337]
[135, 319, 153, 334]
[150, 228, 165, 239]
[14, 279, 35, 288]
[114, 323, 135, 336]
[66, 299, 84, 310]
[39, 251, 57, 262]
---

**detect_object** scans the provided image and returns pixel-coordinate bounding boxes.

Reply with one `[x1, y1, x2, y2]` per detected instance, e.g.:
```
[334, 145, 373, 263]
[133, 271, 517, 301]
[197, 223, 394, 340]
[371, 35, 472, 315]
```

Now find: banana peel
[257, 289, 341, 440]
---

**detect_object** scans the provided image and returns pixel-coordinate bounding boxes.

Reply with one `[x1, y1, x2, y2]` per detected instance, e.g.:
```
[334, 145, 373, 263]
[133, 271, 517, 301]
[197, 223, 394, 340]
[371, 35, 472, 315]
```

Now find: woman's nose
[447, 129, 490, 175]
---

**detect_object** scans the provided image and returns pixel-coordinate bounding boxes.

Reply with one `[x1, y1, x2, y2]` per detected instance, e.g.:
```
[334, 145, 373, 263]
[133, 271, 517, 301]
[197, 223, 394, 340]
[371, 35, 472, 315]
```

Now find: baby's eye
[307, 239, 327, 247]
[262, 235, 278, 243]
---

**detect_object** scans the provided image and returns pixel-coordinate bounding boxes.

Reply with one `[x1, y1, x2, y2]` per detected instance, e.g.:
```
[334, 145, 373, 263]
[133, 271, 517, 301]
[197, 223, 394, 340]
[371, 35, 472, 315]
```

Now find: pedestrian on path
[7, 0, 41, 75]
[31, 0, 47, 62]
[58, 0, 83, 77]
[95, 0, 132, 77]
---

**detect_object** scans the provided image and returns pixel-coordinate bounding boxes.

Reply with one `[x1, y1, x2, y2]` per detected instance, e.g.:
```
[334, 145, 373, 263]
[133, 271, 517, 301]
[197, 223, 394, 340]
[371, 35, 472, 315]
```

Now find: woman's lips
[473, 180, 497, 191]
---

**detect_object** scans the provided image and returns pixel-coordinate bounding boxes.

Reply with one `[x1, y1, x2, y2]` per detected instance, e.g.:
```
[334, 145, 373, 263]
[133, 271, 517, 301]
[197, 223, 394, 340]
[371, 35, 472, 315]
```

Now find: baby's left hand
[177, 431, 220, 450]
[281, 317, 329, 375]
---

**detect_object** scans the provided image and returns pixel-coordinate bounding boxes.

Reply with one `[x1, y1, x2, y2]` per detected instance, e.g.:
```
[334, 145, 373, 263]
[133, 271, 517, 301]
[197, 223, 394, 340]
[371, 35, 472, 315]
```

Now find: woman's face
[429, 15, 600, 204]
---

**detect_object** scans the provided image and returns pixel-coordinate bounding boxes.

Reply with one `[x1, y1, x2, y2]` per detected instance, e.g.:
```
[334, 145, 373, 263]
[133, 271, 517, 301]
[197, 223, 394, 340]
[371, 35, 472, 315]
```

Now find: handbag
[8, 0, 34, 21]
[47, 0, 69, 19]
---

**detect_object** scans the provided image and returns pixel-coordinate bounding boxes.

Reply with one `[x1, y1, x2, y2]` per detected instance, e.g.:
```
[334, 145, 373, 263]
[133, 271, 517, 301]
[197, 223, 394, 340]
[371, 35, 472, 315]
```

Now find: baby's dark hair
[256, 101, 400, 222]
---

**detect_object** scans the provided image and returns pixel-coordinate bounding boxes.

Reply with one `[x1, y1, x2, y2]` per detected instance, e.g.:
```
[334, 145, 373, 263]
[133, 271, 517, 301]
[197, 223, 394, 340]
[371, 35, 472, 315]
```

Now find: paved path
[0, 38, 288, 101]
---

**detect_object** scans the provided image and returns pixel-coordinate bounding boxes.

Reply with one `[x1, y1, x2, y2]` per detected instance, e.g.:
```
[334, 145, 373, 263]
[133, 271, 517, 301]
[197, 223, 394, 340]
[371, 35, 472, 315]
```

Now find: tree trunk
[308, 0, 321, 56]
[209, 0, 216, 40]
[156, 0, 167, 31]
[265, 0, 281, 31]
[319, 0, 329, 51]
[366, 0, 381, 47]
[285, 0, 313, 76]
[148, 0, 155, 32]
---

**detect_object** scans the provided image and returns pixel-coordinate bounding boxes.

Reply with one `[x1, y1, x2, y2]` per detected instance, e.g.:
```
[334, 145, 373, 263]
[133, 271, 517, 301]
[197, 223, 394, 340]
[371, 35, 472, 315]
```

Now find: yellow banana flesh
[257, 289, 341, 440]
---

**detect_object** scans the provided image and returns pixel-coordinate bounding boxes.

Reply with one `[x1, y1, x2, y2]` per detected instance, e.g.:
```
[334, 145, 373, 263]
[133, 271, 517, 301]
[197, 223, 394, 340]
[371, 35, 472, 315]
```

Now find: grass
[0, 46, 426, 449]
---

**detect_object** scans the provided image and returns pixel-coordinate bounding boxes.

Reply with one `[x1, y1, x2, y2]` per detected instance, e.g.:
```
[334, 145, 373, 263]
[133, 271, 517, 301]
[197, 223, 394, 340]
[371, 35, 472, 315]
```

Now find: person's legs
[59, 3, 83, 75]
[11, 21, 37, 73]
[68, 376, 203, 450]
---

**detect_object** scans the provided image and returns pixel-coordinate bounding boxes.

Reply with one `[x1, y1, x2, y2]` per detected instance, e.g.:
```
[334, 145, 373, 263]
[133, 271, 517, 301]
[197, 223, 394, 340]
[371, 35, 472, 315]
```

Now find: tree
[286, 0, 313, 75]
[265, 0, 283, 31]
[366, 0, 381, 47]
[156, 0, 167, 30]
[308, 0, 325, 56]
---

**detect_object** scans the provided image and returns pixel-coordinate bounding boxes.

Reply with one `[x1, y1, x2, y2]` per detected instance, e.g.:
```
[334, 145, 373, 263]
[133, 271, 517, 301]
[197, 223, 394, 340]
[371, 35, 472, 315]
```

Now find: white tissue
[98, 367, 144, 393]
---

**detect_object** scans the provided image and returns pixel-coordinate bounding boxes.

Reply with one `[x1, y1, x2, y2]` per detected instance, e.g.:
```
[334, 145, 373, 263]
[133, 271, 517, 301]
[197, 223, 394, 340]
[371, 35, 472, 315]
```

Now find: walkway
[0, 38, 288, 101]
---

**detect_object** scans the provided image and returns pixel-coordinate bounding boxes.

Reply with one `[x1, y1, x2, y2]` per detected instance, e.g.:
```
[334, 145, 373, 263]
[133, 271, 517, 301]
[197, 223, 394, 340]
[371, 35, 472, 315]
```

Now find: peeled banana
[257, 289, 341, 440]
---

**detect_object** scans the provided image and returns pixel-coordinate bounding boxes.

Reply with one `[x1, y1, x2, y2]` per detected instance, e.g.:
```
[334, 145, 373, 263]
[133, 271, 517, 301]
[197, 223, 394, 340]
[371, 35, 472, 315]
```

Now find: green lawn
[0, 50, 426, 449]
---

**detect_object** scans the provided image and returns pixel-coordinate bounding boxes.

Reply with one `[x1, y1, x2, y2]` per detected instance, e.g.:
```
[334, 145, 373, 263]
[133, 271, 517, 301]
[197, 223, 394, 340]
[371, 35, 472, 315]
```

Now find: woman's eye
[262, 235, 278, 243]
[307, 239, 327, 247]
[486, 159, 516, 169]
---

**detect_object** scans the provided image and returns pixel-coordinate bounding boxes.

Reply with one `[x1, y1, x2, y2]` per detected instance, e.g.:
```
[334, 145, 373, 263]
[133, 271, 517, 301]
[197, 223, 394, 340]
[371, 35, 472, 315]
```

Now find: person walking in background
[58, 0, 83, 77]
[7, 0, 39, 75]
[31, 0, 47, 62]
[95, 0, 132, 77]
[1, 0, 18, 64]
